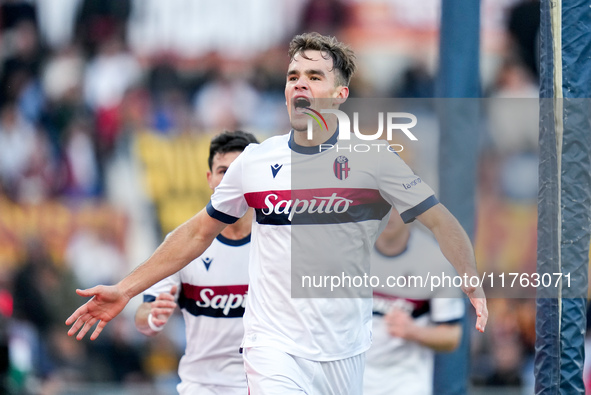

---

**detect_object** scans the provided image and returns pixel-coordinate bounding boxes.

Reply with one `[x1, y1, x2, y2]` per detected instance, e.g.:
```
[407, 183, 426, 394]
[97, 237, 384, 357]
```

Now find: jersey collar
[216, 233, 251, 246]
[288, 127, 339, 155]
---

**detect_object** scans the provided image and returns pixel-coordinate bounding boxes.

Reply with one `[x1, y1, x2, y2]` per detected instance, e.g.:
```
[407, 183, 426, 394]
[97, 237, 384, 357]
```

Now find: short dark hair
[288, 32, 357, 87]
[208, 130, 258, 170]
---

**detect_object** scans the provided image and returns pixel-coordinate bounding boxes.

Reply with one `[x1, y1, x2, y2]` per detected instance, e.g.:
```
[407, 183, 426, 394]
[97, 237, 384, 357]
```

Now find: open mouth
[294, 97, 311, 109]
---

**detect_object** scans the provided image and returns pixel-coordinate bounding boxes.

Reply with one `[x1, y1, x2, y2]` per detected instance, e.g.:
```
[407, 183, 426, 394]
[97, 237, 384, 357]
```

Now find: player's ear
[334, 86, 349, 104]
[206, 170, 214, 191]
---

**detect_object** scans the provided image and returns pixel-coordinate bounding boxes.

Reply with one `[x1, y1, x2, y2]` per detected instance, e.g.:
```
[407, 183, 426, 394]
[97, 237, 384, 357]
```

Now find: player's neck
[375, 228, 410, 257]
[220, 209, 253, 240]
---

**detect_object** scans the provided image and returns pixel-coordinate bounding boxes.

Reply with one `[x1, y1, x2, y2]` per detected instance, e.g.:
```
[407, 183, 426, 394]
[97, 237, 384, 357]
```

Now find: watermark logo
[303, 107, 328, 131]
[307, 109, 418, 152]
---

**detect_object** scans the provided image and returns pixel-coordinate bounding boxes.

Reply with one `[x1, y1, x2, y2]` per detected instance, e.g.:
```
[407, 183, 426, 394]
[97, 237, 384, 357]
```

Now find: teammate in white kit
[66, 33, 488, 395]
[134, 131, 257, 395]
[364, 211, 464, 395]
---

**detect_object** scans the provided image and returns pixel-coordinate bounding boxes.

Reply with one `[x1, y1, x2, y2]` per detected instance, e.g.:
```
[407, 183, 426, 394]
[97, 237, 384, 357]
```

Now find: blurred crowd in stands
[0, 0, 548, 393]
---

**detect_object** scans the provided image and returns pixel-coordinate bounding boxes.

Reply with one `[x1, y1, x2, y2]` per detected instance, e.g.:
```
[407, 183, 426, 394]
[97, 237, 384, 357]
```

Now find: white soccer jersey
[143, 234, 250, 389]
[207, 130, 438, 361]
[364, 228, 465, 395]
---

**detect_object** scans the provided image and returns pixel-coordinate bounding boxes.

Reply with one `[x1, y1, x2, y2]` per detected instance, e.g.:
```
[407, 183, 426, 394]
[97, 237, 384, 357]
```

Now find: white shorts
[177, 381, 247, 395]
[243, 347, 365, 395]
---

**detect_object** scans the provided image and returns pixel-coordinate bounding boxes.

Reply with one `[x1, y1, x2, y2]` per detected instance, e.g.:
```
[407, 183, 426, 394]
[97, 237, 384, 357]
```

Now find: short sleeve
[207, 146, 252, 224]
[430, 297, 465, 324]
[376, 150, 438, 223]
[143, 270, 181, 303]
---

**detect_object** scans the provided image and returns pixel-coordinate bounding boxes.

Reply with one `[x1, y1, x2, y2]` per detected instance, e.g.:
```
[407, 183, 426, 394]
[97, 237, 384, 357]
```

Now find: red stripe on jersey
[182, 284, 249, 301]
[244, 188, 385, 209]
[372, 292, 430, 317]
[373, 292, 429, 307]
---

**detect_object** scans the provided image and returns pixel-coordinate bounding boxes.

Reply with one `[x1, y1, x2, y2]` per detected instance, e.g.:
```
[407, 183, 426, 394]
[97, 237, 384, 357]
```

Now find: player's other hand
[150, 285, 178, 327]
[464, 285, 488, 333]
[66, 285, 130, 341]
[384, 307, 414, 339]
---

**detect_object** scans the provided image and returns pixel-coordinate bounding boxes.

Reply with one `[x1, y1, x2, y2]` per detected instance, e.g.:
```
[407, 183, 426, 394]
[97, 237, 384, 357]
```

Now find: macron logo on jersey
[271, 164, 283, 178]
[201, 257, 213, 271]
[333, 156, 350, 180]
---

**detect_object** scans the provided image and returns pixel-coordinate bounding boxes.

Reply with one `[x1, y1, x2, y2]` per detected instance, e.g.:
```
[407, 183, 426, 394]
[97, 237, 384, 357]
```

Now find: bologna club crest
[333, 156, 350, 180]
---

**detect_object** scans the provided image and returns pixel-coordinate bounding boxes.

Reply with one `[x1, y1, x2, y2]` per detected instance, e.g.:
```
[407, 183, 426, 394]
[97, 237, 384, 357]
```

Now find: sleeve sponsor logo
[402, 178, 422, 190]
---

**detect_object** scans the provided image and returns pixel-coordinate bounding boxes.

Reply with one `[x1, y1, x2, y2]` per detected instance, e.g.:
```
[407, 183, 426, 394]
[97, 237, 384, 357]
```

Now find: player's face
[379, 211, 406, 240]
[207, 151, 242, 191]
[285, 50, 349, 132]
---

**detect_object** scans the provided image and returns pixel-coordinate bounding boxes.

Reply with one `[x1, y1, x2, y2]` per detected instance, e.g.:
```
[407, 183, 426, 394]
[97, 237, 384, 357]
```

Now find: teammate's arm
[416, 203, 488, 333]
[66, 209, 227, 340]
[385, 308, 461, 352]
[135, 285, 178, 336]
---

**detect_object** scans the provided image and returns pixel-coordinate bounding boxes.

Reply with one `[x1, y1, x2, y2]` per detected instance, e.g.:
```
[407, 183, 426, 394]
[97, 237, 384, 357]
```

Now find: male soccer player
[364, 211, 464, 395]
[66, 33, 487, 395]
[135, 130, 257, 395]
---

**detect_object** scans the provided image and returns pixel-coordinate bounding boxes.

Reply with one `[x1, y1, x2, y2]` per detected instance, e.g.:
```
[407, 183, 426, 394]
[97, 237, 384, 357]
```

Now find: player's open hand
[384, 307, 414, 339]
[66, 285, 131, 341]
[464, 285, 488, 333]
[149, 285, 178, 327]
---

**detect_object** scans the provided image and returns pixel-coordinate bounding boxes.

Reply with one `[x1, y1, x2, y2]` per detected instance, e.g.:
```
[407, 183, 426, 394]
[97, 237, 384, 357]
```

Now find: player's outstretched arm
[66, 209, 227, 340]
[66, 285, 130, 340]
[135, 286, 178, 336]
[417, 203, 488, 333]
